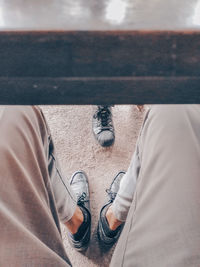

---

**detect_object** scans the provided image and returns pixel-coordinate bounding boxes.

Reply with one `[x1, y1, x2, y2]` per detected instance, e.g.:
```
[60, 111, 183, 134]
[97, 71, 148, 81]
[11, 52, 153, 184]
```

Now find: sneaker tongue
[99, 110, 107, 121]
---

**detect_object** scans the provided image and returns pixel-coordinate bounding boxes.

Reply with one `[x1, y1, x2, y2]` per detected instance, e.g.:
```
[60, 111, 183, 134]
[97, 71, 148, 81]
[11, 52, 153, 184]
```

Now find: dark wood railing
[0, 31, 200, 104]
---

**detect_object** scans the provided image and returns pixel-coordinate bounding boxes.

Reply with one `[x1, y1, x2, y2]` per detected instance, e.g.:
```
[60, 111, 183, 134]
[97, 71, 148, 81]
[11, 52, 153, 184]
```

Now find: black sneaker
[92, 105, 115, 147]
[68, 171, 91, 251]
[97, 171, 125, 247]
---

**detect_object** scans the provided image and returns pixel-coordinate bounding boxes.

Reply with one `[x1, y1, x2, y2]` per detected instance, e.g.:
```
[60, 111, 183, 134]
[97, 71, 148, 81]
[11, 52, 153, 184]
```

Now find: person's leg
[92, 105, 115, 147]
[97, 146, 141, 244]
[67, 171, 91, 251]
[65, 206, 84, 233]
[108, 145, 141, 223]
[47, 120, 91, 251]
[111, 105, 200, 266]
[97, 109, 149, 245]
[0, 106, 90, 267]
[0, 106, 71, 266]
[49, 168, 91, 252]
[97, 171, 125, 246]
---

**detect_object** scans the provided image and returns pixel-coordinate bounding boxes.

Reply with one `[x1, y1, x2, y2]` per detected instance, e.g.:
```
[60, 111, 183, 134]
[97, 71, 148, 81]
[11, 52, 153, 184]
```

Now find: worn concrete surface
[41, 105, 145, 267]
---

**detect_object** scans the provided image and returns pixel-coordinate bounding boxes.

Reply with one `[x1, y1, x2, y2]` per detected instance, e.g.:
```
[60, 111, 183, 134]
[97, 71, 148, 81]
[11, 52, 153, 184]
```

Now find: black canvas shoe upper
[97, 171, 125, 246]
[68, 171, 91, 251]
[92, 105, 115, 147]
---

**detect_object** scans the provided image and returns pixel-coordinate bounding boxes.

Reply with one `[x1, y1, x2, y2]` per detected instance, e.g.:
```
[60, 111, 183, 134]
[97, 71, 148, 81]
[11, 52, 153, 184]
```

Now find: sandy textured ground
[41, 105, 145, 267]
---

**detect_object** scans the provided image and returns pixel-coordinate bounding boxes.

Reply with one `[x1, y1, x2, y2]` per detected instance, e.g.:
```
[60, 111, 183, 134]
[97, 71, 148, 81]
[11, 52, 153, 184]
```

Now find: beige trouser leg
[111, 105, 200, 267]
[0, 106, 76, 267]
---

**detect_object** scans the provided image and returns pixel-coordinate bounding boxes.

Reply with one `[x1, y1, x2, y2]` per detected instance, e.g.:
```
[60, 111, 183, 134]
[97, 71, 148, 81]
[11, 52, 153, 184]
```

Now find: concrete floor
[41, 105, 145, 267]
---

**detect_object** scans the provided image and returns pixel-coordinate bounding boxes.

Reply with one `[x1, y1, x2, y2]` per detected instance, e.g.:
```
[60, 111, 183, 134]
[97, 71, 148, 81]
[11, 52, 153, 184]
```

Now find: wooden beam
[0, 31, 200, 77]
[0, 77, 200, 105]
[0, 31, 200, 104]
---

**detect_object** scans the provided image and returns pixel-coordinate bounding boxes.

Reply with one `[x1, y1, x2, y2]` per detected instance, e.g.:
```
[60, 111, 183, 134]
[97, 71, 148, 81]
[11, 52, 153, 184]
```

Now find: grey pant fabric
[0, 106, 77, 267]
[111, 147, 140, 222]
[111, 105, 200, 267]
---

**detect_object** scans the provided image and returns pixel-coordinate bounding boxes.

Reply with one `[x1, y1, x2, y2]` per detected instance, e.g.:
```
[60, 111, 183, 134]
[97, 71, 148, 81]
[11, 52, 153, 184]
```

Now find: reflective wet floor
[1, 0, 200, 30]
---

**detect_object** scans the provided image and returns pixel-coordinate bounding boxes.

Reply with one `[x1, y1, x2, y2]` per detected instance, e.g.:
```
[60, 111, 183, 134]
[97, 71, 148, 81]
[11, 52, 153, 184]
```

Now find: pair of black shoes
[68, 171, 125, 251]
